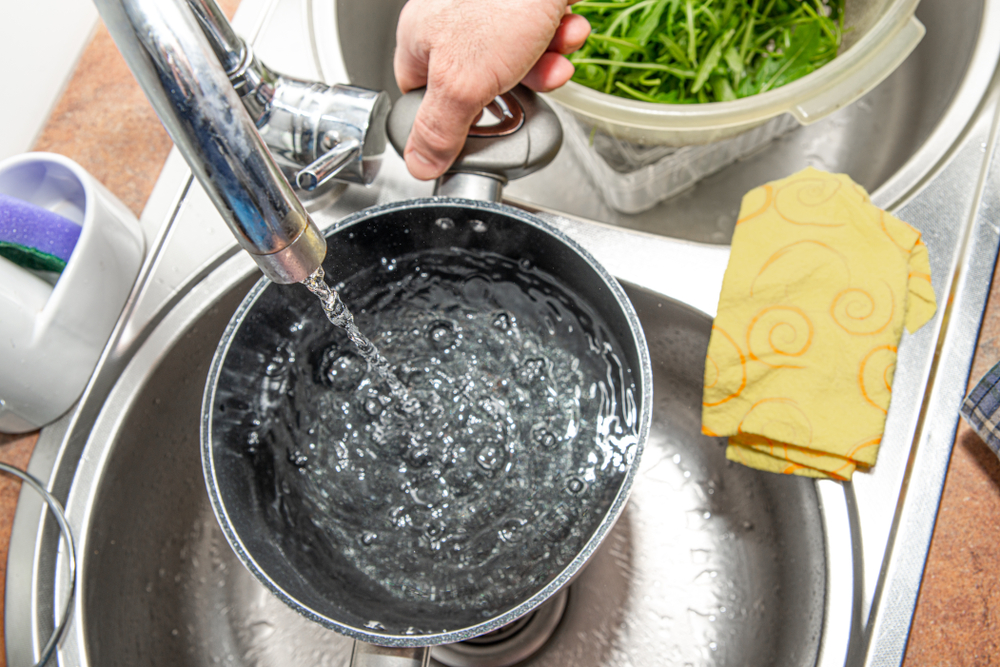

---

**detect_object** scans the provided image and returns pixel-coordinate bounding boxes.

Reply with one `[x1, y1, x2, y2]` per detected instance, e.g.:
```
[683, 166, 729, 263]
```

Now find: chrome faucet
[92, 0, 389, 283]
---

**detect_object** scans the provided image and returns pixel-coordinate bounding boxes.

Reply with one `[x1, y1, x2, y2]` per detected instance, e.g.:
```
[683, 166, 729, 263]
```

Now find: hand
[394, 0, 590, 180]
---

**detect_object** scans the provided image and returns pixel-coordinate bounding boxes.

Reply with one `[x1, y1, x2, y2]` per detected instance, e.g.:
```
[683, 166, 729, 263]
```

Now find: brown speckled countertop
[1, 6, 998, 665]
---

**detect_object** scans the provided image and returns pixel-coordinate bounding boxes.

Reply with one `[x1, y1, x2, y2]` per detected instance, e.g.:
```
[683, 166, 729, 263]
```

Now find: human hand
[394, 0, 590, 180]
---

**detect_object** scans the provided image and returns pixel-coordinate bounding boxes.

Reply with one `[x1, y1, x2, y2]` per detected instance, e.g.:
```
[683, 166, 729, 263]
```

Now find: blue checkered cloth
[961, 361, 1000, 455]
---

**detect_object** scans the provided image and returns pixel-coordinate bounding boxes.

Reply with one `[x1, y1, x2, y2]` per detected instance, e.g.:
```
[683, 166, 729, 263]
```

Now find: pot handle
[350, 640, 431, 667]
[386, 85, 562, 185]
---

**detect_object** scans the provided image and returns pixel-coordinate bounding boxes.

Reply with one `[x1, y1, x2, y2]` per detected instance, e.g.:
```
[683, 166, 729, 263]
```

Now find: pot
[201, 86, 653, 666]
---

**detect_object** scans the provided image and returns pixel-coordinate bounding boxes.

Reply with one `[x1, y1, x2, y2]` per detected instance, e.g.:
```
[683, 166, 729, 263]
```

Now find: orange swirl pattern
[702, 167, 937, 480]
[737, 398, 813, 449]
[774, 177, 846, 227]
[859, 345, 897, 414]
[736, 184, 773, 225]
[830, 283, 895, 336]
[702, 325, 746, 407]
[747, 306, 813, 368]
[750, 240, 851, 298]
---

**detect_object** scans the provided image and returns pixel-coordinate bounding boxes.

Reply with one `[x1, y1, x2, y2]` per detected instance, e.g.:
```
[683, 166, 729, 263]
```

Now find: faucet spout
[92, 0, 326, 283]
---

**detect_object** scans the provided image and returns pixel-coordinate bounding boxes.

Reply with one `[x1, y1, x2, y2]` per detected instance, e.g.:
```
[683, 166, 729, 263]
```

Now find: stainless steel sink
[7, 0, 1000, 666]
[18, 268, 846, 667]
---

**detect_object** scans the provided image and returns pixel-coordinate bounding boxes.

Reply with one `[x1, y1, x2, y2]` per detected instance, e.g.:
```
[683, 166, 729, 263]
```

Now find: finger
[394, 45, 429, 94]
[393, 3, 429, 93]
[404, 81, 492, 180]
[548, 13, 591, 54]
[521, 52, 576, 93]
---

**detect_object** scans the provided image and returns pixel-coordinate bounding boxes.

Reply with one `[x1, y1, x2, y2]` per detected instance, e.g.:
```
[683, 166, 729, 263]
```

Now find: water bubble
[428, 320, 457, 350]
[363, 397, 383, 416]
[264, 354, 286, 377]
[364, 620, 386, 630]
[476, 444, 502, 470]
[491, 311, 513, 331]
[531, 425, 558, 449]
[498, 517, 526, 543]
[742, 520, 754, 531]
[515, 358, 546, 386]
[566, 476, 587, 494]
[434, 217, 455, 230]
[317, 348, 367, 391]
[518, 258, 533, 271]
[361, 532, 378, 546]
[286, 449, 308, 468]
[469, 219, 488, 233]
[539, 502, 576, 542]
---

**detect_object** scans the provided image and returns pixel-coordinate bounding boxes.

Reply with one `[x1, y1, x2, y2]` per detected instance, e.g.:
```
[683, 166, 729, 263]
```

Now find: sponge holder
[0, 153, 145, 433]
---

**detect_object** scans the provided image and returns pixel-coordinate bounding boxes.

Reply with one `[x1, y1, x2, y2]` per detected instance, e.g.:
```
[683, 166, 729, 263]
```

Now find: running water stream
[301, 266, 417, 410]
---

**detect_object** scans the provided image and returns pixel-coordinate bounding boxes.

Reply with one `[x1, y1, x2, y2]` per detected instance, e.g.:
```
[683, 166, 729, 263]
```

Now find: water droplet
[531, 425, 558, 449]
[364, 620, 386, 630]
[540, 502, 576, 542]
[361, 531, 378, 546]
[518, 258, 533, 271]
[435, 217, 455, 230]
[498, 517, 526, 543]
[286, 449, 309, 468]
[318, 348, 367, 391]
[264, 353, 286, 377]
[742, 520, 754, 530]
[428, 320, 457, 349]
[491, 311, 513, 331]
[469, 219, 488, 233]
[476, 444, 502, 470]
[515, 358, 546, 386]
[363, 397, 383, 416]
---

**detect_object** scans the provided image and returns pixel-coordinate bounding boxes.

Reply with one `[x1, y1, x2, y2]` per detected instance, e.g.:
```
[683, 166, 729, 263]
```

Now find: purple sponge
[0, 193, 81, 273]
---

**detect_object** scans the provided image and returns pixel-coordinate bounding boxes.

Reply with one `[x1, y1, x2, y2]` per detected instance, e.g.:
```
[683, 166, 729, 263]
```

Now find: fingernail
[407, 149, 443, 180]
[410, 150, 436, 167]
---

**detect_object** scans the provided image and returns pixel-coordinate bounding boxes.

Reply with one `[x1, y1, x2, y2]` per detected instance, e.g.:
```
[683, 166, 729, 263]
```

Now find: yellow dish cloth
[701, 167, 937, 481]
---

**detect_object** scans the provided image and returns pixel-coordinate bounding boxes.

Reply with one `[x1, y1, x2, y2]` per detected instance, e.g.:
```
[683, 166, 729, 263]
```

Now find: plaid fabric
[961, 361, 1000, 455]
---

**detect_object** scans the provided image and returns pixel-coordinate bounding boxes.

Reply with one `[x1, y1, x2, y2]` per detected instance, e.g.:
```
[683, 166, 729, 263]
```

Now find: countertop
[2, 7, 998, 665]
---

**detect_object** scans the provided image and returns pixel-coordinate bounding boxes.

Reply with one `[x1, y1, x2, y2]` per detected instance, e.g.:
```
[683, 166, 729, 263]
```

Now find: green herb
[569, 0, 844, 104]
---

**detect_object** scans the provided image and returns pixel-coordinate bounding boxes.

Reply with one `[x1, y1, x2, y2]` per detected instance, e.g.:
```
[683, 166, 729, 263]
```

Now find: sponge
[0, 193, 82, 273]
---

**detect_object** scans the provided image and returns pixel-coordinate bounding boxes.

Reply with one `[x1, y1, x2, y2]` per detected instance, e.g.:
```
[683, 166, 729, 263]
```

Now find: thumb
[404, 80, 495, 181]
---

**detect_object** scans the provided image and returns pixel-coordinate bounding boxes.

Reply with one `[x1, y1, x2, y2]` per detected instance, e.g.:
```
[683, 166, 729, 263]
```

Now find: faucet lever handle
[295, 135, 363, 191]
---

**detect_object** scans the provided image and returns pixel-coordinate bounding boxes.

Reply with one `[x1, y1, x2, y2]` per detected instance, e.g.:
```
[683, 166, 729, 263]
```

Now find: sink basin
[40, 266, 844, 667]
[8, 0, 1000, 665]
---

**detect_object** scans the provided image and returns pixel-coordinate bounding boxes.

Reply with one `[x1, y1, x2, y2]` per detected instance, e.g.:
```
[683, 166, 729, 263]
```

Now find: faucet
[92, 0, 389, 283]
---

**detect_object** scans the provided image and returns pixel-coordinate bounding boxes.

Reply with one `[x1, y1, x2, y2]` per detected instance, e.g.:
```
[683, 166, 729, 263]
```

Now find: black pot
[200, 87, 653, 660]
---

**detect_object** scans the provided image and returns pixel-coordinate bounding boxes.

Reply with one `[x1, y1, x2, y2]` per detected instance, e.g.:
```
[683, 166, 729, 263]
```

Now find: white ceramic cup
[0, 152, 145, 433]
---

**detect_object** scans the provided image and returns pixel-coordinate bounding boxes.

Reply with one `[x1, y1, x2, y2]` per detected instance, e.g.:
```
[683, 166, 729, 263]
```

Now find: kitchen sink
[7, 0, 1000, 666]
[24, 269, 846, 667]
